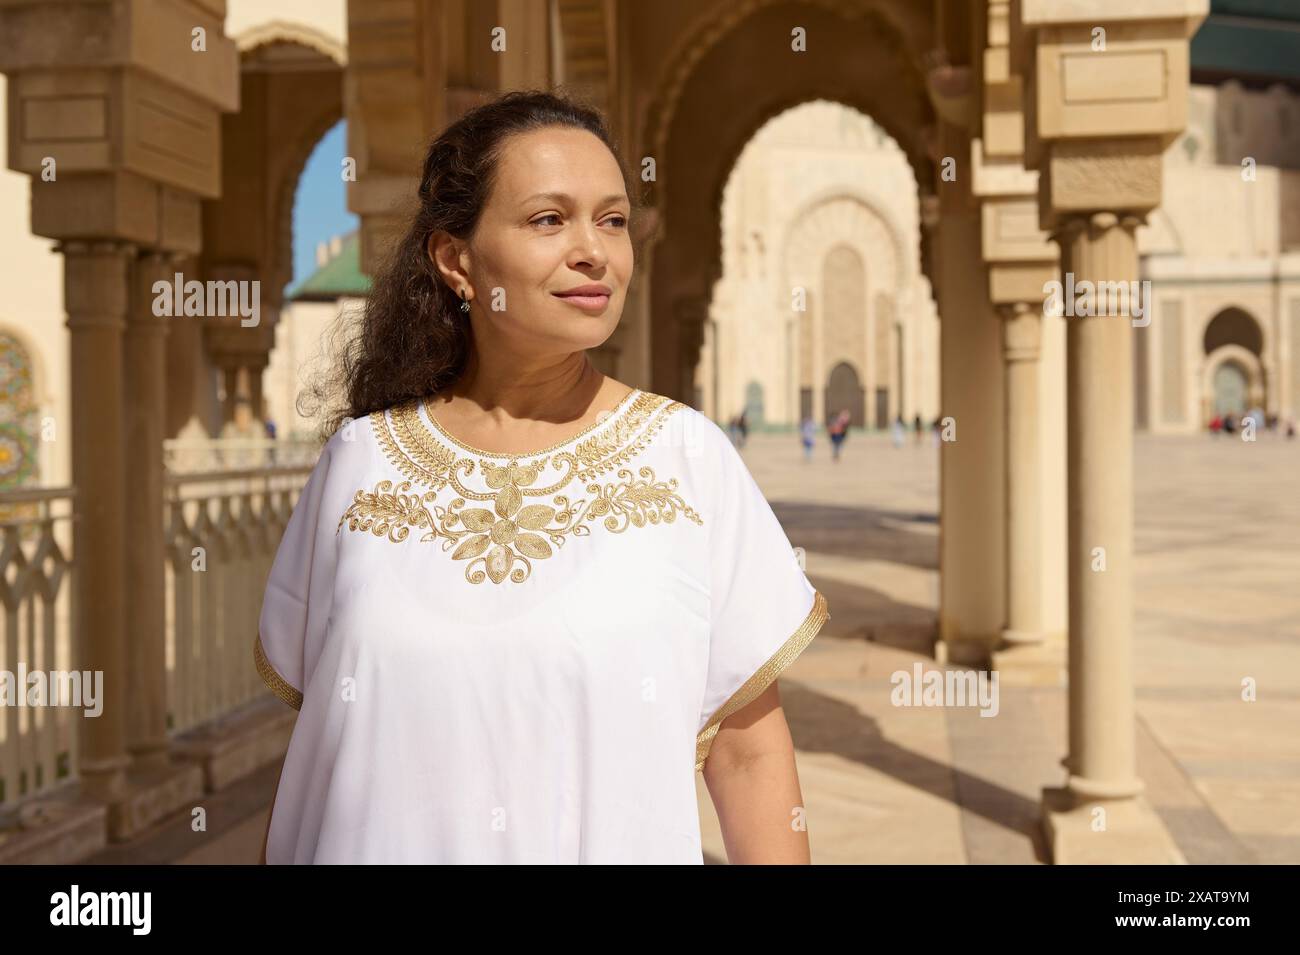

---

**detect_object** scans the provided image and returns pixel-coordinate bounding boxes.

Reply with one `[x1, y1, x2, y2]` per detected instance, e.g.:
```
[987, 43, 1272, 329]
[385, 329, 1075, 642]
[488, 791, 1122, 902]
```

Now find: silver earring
[459, 288, 471, 313]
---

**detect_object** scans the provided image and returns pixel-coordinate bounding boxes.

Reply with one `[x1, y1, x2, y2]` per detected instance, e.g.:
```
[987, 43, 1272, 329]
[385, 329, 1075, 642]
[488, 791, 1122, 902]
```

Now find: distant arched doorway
[824, 362, 864, 428]
[1200, 308, 1266, 424]
[1211, 361, 1248, 416]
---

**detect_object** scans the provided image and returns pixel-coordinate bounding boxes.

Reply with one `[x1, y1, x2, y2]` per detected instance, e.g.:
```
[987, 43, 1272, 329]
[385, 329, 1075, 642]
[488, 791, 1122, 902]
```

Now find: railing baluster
[0, 490, 76, 809]
[0, 440, 317, 813]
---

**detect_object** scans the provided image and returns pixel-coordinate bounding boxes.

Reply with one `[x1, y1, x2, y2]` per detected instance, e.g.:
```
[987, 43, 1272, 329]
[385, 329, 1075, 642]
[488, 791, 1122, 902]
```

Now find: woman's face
[453, 126, 633, 356]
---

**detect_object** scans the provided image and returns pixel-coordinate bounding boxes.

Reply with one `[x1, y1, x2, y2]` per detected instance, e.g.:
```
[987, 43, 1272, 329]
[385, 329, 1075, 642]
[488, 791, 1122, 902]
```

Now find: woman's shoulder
[622, 391, 729, 454]
[316, 407, 384, 469]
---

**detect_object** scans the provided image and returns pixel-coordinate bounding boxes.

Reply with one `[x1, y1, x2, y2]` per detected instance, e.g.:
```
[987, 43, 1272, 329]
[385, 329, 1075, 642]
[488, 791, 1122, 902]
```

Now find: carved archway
[786, 193, 909, 427]
[825, 360, 865, 428]
[638, 0, 935, 402]
[233, 20, 347, 66]
[1202, 305, 1263, 357]
[188, 31, 346, 436]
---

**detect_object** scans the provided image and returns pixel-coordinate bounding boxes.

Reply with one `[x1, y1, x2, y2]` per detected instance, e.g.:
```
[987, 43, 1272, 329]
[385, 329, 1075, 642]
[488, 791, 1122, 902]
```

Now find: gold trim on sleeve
[254, 631, 303, 710]
[695, 589, 829, 773]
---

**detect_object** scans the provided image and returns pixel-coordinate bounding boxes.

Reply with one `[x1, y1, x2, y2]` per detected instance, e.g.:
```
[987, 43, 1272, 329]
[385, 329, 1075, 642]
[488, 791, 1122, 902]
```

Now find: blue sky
[290, 120, 358, 291]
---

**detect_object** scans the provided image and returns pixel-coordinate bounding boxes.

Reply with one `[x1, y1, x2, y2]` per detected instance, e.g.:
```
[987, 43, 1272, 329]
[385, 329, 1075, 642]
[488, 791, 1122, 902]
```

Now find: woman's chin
[542, 308, 621, 344]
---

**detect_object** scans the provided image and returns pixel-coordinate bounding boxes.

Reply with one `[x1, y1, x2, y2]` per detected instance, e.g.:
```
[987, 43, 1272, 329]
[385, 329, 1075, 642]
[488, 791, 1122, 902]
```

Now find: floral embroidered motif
[342, 392, 702, 584]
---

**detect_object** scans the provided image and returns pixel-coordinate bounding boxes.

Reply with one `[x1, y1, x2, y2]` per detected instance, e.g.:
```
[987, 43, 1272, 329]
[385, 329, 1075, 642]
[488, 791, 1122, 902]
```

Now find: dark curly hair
[300, 89, 645, 444]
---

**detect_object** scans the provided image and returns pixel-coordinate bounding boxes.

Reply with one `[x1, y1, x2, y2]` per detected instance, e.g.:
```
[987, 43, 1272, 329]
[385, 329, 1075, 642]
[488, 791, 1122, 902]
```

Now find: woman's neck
[430, 355, 614, 429]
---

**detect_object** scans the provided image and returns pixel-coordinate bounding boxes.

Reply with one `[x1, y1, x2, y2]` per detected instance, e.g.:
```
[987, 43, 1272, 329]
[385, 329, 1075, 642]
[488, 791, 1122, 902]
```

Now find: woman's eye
[532, 214, 627, 228]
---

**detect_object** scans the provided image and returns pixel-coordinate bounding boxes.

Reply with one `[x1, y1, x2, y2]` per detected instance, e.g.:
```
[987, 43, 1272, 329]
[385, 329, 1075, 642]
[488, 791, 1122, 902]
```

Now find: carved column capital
[57, 240, 136, 332]
[1050, 210, 1147, 245]
[130, 252, 183, 333]
[997, 301, 1043, 363]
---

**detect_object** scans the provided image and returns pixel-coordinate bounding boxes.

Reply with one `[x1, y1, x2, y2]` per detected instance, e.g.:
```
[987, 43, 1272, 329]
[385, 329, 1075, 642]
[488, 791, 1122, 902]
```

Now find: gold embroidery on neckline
[344, 391, 703, 584]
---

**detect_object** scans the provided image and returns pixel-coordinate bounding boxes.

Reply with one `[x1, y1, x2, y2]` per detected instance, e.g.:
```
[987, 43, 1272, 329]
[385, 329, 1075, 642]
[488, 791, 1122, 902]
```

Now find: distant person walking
[800, 415, 816, 461]
[827, 409, 850, 461]
[1246, 406, 1265, 434]
[913, 413, 923, 444]
[736, 410, 749, 449]
[891, 413, 905, 448]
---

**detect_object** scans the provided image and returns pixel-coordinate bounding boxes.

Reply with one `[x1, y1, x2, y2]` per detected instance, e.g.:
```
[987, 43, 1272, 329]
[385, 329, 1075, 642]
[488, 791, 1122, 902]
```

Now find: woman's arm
[701, 681, 811, 864]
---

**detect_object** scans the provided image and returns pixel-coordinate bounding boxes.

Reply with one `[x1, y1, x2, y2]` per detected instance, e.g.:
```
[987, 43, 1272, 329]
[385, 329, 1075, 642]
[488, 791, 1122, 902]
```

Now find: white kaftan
[255, 387, 829, 863]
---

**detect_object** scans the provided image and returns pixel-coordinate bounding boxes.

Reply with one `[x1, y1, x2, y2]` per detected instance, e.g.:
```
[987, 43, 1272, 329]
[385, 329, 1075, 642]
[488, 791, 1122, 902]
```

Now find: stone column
[1, 0, 237, 851]
[1056, 211, 1144, 797]
[497, 0, 553, 91]
[1017, 0, 1204, 863]
[785, 316, 797, 427]
[811, 291, 824, 427]
[221, 366, 240, 425]
[347, 0, 446, 276]
[997, 301, 1044, 646]
[1038, 203, 1181, 859]
[975, 0, 1064, 679]
[622, 214, 660, 388]
[62, 241, 134, 803]
[674, 297, 708, 411]
[935, 204, 1007, 666]
[125, 252, 174, 770]
[248, 358, 267, 424]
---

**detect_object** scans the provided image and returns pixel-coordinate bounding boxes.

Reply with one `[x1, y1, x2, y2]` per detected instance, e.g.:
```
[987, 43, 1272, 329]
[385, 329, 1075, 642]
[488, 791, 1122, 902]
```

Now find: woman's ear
[427, 230, 467, 297]
[426, 229, 473, 300]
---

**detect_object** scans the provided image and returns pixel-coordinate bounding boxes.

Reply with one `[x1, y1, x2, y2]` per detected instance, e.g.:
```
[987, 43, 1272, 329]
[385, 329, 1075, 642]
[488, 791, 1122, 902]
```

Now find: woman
[255, 90, 829, 864]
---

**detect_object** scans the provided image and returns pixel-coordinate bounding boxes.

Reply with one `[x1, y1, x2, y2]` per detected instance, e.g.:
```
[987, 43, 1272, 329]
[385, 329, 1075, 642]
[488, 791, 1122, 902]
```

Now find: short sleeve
[695, 424, 830, 772]
[254, 439, 338, 710]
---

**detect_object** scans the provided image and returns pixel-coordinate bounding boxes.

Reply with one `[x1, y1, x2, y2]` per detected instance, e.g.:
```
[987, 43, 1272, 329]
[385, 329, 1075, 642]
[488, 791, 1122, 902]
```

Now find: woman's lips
[552, 292, 611, 312]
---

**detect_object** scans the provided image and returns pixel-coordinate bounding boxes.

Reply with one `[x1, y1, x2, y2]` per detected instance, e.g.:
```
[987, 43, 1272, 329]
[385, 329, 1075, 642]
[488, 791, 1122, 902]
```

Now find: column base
[0, 698, 297, 860]
[77, 753, 132, 802]
[999, 626, 1044, 646]
[1041, 786, 1185, 864]
[936, 634, 996, 667]
[127, 738, 173, 773]
[0, 788, 108, 864]
[171, 696, 297, 790]
[992, 633, 1066, 686]
[106, 756, 206, 842]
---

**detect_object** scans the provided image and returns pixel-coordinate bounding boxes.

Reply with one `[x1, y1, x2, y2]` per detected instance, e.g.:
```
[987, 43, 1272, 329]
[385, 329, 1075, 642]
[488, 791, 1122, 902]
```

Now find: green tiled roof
[1192, 1, 1300, 84]
[1208, 0, 1300, 20]
[288, 232, 371, 301]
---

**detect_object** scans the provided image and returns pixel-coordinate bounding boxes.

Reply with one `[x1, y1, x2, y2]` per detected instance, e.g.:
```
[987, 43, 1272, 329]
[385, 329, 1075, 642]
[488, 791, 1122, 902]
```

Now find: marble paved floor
[695, 428, 1299, 864]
